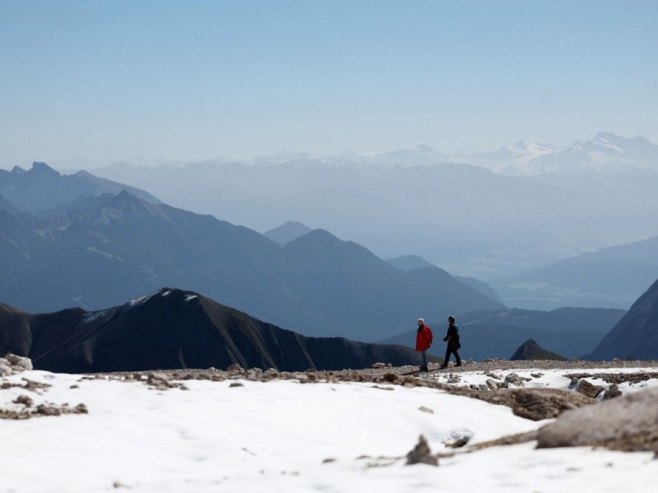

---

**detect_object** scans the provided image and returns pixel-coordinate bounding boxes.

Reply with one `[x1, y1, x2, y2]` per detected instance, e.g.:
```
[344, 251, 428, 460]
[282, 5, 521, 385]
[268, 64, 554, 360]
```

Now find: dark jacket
[443, 324, 461, 350]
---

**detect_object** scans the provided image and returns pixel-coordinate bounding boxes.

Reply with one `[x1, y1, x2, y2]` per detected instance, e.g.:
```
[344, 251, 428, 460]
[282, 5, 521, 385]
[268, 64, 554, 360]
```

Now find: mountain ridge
[0, 287, 426, 372]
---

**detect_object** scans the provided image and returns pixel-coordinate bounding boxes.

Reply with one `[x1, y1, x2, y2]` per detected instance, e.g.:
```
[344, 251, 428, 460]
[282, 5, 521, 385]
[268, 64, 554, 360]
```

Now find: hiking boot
[419, 365, 428, 372]
[439, 365, 448, 369]
[455, 362, 462, 367]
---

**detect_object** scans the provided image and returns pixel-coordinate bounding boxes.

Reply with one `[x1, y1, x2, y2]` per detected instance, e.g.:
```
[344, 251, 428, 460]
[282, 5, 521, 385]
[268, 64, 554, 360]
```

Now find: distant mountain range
[0, 161, 158, 212]
[493, 234, 658, 309]
[380, 307, 625, 360]
[90, 133, 658, 280]
[0, 164, 502, 342]
[456, 132, 658, 175]
[0, 288, 424, 372]
[510, 339, 566, 361]
[590, 279, 658, 360]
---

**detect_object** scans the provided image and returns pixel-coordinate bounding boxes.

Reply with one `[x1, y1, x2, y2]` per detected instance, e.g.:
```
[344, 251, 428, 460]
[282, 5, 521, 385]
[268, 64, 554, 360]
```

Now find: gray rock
[372, 362, 386, 369]
[602, 384, 622, 400]
[504, 373, 523, 387]
[537, 387, 658, 452]
[575, 379, 604, 398]
[0, 363, 12, 376]
[406, 435, 438, 466]
[4, 353, 33, 371]
[485, 378, 501, 390]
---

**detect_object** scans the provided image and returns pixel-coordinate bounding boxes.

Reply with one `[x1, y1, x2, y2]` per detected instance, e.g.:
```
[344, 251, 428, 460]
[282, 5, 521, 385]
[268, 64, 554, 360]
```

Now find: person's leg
[420, 350, 428, 369]
[454, 350, 462, 366]
[442, 346, 450, 367]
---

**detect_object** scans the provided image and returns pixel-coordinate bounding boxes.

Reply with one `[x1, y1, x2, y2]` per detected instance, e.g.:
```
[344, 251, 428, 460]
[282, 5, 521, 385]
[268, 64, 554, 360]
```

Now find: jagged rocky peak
[29, 161, 60, 176]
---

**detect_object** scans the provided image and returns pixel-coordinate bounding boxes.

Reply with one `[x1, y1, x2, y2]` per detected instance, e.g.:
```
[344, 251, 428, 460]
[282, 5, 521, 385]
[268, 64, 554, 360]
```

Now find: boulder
[3, 354, 33, 372]
[575, 379, 604, 399]
[602, 384, 622, 400]
[406, 435, 438, 466]
[537, 387, 658, 452]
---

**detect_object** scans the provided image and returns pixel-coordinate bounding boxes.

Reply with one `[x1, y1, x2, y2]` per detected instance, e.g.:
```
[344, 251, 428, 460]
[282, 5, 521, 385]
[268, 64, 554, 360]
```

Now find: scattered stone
[418, 406, 434, 414]
[13, 395, 33, 407]
[226, 363, 246, 373]
[322, 458, 336, 464]
[444, 431, 472, 448]
[406, 435, 438, 466]
[478, 384, 489, 391]
[372, 362, 386, 369]
[382, 373, 398, 383]
[229, 382, 244, 388]
[575, 379, 605, 399]
[531, 373, 543, 378]
[504, 373, 523, 387]
[447, 373, 461, 384]
[566, 372, 658, 385]
[602, 384, 622, 400]
[485, 378, 501, 390]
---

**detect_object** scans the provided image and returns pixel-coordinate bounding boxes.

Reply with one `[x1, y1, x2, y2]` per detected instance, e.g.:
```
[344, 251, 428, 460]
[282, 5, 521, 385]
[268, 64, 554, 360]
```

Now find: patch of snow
[1, 370, 657, 491]
[184, 294, 198, 302]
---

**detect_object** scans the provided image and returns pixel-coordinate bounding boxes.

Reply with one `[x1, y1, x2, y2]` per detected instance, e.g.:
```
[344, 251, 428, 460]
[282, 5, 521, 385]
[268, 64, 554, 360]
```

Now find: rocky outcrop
[0, 354, 33, 376]
[537, 387, 658, 452]
[0, 289, 425, 373]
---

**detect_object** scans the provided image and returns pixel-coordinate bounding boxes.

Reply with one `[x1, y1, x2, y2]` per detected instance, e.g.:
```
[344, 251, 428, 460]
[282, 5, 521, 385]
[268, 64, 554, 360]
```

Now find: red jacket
[416, 324, 433, 351]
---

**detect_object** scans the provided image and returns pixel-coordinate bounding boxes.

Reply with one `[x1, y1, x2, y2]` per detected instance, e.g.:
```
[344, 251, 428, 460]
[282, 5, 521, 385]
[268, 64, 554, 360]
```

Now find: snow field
[1, 370, 657, 492]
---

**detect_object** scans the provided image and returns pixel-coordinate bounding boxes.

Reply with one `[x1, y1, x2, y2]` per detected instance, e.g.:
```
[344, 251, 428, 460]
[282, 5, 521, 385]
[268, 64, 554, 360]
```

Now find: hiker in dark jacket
[415, 318, 433, 372]
[440, 315, 462, 368]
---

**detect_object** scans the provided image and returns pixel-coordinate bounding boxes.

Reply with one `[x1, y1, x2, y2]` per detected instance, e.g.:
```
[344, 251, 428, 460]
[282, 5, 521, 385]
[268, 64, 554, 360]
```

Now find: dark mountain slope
[283, 230, 503, 340]
[0, 289, 423, 372]
[590, 279, 658, 360]
[381, 307, 625, 360]
[510, 339, 566, 361]
[0, 162, 158, 213]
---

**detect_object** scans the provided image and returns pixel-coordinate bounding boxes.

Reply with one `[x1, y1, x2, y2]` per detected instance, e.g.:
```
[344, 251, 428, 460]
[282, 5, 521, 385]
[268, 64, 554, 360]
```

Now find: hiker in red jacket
[415, 318, 433, 371]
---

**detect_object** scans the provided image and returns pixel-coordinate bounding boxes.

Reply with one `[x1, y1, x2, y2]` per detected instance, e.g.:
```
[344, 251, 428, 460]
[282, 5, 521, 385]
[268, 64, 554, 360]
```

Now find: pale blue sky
[1, 0, 657, 162]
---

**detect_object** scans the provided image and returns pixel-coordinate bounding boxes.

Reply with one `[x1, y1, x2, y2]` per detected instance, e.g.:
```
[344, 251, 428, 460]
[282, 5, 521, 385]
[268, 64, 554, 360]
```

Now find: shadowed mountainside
[0, 288, 424, 372]
[590, 279, 658, 360]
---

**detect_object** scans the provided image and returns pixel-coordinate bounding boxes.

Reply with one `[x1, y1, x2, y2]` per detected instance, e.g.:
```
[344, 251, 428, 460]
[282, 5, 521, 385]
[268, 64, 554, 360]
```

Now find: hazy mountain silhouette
[494, 234, 658, 309]
[0, 192, 502, 341]
[510, 339, 566, 361]
[264, 221, 313, 245]
[92, 140, 658, 279]
[0, 162, 158, 213]
[381, 307, 625, 360]
[0, 288, 424, 372]
[590, 279, 658, 360]
[386, 255, 504, 304]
